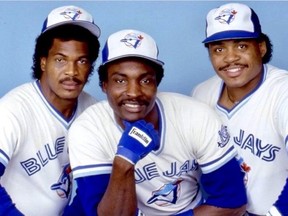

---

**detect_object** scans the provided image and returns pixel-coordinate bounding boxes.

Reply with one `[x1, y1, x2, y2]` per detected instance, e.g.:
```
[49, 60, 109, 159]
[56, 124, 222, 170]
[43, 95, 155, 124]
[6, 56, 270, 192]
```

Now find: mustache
[60, 77, 82, 84]
[219, 63, 247, 71]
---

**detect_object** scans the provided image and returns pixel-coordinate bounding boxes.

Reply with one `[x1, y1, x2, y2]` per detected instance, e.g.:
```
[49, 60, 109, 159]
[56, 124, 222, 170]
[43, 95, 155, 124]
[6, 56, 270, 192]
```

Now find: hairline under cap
[101, 54, 164, 66]
[203, 30, 261, 44]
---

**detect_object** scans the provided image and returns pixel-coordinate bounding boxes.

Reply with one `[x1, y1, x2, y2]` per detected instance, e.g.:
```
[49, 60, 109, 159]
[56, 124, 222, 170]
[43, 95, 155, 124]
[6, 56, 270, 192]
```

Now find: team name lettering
[234, 130, 280, 162]
[135, 160, 198, 184]
[20, 136, 66, 176]
[129, 127, 151, 147]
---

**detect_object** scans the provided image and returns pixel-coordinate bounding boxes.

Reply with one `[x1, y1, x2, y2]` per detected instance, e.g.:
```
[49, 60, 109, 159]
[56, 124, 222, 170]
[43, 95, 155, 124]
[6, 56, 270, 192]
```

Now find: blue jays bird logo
[60, 7, 82, 21]
[50, 164, 72, 198]
[215, 8, 237, 24]
[218, 125, 230, 148]
[147, 178, 183, 206]
[120, 33, 144, 49]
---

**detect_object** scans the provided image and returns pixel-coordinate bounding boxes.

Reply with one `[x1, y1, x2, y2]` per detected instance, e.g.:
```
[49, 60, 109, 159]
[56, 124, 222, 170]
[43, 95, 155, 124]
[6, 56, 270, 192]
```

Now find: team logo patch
[129, 127, 151, 147]
[215, 8, 237, 25]
[60, 7, 82, 21]
[120, 33, 144, 49]
[217, 125, 230, 148]
[51, 164, 72, 198]
[147, 178, 183, 206]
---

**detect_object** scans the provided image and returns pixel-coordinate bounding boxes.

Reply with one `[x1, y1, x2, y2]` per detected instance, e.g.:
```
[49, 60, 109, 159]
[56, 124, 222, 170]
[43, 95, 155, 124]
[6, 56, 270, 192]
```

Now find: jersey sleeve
[270, 177, 288, 215]
[201, 157, 247, 208]
[187, 102, 238, 174]
[63, 174, 110, 216]
[68, 105, 116, 180]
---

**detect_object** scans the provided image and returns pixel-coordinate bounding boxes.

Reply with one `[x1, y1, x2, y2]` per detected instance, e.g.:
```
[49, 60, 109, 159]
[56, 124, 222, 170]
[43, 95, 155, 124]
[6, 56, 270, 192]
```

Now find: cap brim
[102, 54, 164, 66]
[203, 30, 260, 43]
[42, 20, 101, 38]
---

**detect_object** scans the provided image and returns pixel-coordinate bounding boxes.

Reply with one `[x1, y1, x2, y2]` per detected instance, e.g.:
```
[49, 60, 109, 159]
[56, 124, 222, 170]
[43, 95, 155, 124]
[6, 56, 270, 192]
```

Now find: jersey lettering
[20, 136, 66, 176]
[135, 160, 198, 184]
[234, 129, 280, 161]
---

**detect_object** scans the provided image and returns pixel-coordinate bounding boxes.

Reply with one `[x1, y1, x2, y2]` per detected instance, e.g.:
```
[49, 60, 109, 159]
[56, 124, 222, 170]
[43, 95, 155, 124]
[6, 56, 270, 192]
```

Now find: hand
[116, 120, 160, 164]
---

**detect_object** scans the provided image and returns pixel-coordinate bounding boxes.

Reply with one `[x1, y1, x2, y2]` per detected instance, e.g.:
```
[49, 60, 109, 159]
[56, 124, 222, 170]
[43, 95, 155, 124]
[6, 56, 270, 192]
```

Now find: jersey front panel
[192, 64, 288, 215]
[0, 81, 96, 216]
[69, 92, 237, 215]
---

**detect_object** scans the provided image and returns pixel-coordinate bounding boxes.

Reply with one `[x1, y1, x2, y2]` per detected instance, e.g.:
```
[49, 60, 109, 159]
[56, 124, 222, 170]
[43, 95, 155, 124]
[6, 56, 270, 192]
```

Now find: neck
[226, 89, 240, 105]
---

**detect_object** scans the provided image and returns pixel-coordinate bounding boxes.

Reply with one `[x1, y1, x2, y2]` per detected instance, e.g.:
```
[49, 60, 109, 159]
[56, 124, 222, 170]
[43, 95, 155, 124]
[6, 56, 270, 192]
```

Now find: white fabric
[69, 92, 237, 215]
[0, 81, 96, 216]
[192, 64, 288, 215]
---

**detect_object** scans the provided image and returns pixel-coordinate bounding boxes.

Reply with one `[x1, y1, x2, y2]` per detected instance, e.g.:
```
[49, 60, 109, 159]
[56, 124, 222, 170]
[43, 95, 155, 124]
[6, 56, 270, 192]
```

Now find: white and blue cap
[203, 3, 262, 44]
[41, 5, 101, 38]
[101, 29, 164, 66]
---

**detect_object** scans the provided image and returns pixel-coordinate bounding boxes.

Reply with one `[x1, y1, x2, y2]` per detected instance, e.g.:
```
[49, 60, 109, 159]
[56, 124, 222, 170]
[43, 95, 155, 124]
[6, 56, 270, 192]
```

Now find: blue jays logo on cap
[215, 8, 237, 25]
[59, 7, 82, 21]
[120, 33, 144, 49]
[101, 29, 164, 66]
[203, 3, 262, 44]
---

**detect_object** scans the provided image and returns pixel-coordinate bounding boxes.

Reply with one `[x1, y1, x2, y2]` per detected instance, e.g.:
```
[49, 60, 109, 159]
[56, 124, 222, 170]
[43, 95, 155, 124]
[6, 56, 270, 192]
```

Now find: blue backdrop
[0, 1, 287, 100]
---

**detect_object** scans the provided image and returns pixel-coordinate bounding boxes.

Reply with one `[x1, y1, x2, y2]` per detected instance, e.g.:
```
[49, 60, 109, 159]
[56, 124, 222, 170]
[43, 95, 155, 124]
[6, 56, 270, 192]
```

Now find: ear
[101, 82, 107, 93]
[259, 40, 267, 58]
[40, 57, 46, 72]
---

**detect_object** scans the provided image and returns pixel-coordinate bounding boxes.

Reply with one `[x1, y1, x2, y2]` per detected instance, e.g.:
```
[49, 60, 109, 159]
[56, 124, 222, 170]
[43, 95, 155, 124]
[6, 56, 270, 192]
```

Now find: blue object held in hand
[116, 120, 160, 164]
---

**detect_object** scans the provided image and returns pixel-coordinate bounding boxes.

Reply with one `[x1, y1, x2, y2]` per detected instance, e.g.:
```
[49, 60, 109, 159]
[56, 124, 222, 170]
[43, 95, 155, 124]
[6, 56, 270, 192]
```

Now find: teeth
[125, 103, 139, 108]
[226, 67, 241, 73]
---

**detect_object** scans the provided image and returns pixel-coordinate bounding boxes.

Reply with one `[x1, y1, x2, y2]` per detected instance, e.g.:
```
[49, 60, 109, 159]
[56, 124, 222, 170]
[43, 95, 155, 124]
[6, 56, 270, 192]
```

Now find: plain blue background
[0, 1, 287, 100]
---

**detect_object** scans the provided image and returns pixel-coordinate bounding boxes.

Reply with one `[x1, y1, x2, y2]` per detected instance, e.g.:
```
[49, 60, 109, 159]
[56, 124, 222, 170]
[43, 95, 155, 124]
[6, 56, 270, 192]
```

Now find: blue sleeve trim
[274, 177, 288, 215]
[201, 158, 247, 208]
[0, 162, 5, 176]
[0, 185, 24, 216]
[64, 174, 110, 216]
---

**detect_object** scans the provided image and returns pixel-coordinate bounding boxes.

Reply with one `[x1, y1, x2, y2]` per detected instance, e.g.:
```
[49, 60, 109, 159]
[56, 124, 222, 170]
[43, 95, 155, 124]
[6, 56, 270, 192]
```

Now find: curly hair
[31, 25, 100, 80]
[257, 33, 273, 64]
[97, 57, 164, 89]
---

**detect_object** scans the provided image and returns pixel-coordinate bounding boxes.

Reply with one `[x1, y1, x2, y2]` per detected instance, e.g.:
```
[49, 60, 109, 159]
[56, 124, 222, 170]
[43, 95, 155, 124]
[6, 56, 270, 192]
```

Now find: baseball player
[66, 29, 247, 215]
[191, 3, 288, 216]
[0, 5, 100, 216]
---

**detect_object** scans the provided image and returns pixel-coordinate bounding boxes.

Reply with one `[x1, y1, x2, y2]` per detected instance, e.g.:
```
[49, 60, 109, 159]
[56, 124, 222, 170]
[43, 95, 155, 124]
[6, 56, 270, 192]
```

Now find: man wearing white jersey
[0, 5, 101, 216]
[191, 3, 288, 216]
[67, 29, 247, 216]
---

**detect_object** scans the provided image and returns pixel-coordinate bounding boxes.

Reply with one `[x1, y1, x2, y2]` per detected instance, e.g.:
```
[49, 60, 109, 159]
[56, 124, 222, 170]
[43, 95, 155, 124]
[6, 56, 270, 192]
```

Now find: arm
[68, 120, 159, 216]
[194, 158, 247, 216]
[98, 120, 159, 215]
[98, 157, 137, 216]
[267, 178, 288, 216]
[0, 163, 24, 216]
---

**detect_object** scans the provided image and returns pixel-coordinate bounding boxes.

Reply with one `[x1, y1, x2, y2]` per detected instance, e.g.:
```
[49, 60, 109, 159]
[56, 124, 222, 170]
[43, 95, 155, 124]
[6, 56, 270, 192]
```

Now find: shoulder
[77, 91, 98, 112]
[73, 100, 113, 127]
[191, 75, 222, 105]
[0, 82, 37, 111]
[156, 92, 219, 119]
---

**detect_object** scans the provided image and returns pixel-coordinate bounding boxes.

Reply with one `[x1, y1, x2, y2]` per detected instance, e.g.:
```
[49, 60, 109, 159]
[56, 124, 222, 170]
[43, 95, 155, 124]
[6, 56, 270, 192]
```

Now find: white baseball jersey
[0, 80, 96, 216]
[192, 64, 288, 215]
[69, 92, 237, 215]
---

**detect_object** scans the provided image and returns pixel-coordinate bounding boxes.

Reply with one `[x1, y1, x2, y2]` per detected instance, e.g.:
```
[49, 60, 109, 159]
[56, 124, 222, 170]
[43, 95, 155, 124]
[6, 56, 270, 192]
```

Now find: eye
[238, 44, 247, 50]
[55, 57, 65, 63]
[78, 58, 89, 64]
[116, 79, 126, 84]
[215, 47, 223, 53]
[140, 78, 150, 84]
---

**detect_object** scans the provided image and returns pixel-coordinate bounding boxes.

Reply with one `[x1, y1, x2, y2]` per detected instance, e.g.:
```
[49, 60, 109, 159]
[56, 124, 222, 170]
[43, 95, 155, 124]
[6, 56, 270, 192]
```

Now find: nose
[224, 48, 240, 63]
[65, 62, 78, 77]
[126, 81, 141, 97]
